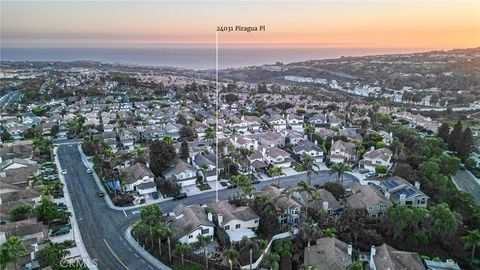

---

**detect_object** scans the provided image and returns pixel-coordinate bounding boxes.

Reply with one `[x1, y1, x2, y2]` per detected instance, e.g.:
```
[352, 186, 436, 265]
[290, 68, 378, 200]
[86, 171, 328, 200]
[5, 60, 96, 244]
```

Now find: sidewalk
[54, 146, 98, 270]
[124, 224, 172, 270]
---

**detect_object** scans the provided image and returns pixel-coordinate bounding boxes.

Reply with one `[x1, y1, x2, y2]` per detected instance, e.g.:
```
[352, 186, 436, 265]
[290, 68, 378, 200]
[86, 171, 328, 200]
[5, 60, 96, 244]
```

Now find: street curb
[124, 223, 171, 270]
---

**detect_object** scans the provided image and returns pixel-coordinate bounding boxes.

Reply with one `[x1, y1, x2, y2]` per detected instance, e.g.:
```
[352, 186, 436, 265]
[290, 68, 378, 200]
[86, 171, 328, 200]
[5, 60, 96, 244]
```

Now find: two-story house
[169, 204, 215, 244]
[163, 159, 197, 186]
[123, 163, 157, 196]
[258, 186, 302, 224]
[266, 114, 287, 132]
[209, 200, 260, 241]
[345, 182, 392, 218]
[359, 148, 393, 172]
[292, 140, 324, 163]
[287, 114, 304, 132]
[330, 140, 356, 164]
[378, 177, 429, 208]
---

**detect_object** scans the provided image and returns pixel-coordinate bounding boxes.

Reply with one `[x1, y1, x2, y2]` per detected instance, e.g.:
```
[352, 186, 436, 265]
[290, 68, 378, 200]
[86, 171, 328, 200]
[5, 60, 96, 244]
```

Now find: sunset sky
[1, 0, 479, 51]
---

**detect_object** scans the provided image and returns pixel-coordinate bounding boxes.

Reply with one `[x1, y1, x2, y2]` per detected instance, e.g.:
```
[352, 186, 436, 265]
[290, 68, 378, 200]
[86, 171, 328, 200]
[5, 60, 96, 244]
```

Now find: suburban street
[56, 141, 360, 269]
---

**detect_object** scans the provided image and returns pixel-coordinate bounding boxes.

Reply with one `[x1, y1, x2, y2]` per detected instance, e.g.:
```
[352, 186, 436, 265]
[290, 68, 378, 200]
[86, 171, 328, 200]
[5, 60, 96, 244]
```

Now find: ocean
[0, 46, 418, 70]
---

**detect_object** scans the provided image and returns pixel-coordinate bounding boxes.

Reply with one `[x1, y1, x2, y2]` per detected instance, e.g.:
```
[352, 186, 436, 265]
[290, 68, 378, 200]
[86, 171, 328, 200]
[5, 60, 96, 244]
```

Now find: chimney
[399, 194, 407, 205]
[314, 140, 318, 145]
[322, 201, 329, 212]
[385, 191, 391, 200]
[145, 162, 149, 168]
[370, 245, 376, 256]
[304, 135, 308, 140]
[414, 181, 420, 190]
[370, 146, 375, 151]
[347, 245, 353, 256]
[207, 212, 213, 222]
[218, 214, 223, 226]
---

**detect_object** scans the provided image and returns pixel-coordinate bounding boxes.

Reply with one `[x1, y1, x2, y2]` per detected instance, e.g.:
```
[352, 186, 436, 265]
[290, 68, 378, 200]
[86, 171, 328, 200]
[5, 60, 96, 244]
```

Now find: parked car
[61, 169, 67, 174]
[173, 192, 187, 200]
[86, 169, 93, 174]
[97, 191, 105, 197]
[359, 168, 369, 174]
[50, 227, 70, 237]
[252, 178, 261, 184]
[366, 172, 378, 178]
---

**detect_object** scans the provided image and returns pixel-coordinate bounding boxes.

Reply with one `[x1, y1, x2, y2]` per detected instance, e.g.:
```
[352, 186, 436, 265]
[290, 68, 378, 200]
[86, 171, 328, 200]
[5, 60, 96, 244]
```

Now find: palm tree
[461, 229, 480, 263]
[239, 236, 258, 268]
[302, 155, 320, 185]
[328, 162, 351, 184]
[163, 224, 174, 263]
[304, 125, 315, 141]
[224, 245, 239, 270]
[203, 126, 215, 144]
[222, 156, 234, 176]
[196, 234, 212, 269]
[297, 181, 316, 220]
[264, 252, 280, 270]
[300, 222, 323, 265]
[268, 166, 284, 187]
[175, 243, 191, 269]
[162, 135, 174, 145]
[0, 236, 27, 270]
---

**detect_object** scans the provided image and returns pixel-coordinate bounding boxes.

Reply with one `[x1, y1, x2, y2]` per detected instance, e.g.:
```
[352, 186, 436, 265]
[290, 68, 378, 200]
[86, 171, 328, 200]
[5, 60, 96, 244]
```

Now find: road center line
[103, 239, 130, 270]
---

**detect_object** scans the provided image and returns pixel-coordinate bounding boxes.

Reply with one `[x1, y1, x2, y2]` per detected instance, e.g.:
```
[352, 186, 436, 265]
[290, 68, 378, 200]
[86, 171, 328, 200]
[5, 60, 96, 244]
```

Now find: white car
[86, 169, 93, 174]
[61, 169, 67, 174]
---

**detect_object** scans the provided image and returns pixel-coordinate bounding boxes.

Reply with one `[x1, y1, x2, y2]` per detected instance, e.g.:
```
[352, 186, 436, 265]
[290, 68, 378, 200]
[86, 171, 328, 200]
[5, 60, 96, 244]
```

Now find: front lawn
[197, 183, 211, 191]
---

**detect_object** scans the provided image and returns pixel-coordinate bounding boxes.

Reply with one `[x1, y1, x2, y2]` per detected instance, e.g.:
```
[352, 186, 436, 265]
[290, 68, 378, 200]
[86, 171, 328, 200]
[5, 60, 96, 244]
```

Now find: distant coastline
[0, 46, 424, 70]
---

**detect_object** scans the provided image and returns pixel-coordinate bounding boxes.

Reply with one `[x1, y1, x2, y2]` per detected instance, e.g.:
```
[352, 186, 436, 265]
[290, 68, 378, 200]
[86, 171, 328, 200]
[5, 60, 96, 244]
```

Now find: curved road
[56, 142, 359, 270]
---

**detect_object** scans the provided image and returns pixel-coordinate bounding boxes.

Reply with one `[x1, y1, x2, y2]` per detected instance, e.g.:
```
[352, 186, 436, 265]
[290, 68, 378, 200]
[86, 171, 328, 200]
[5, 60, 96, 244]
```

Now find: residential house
[261, 146, 292, 168]
[169, 204, 215, 244]
[378, 177, 429, 208]
[163, 159, 197, 186]
[346, 182, 392, 218]
[208, 200, 260, 241]
[123, 163, 157, 197]
[192, 153, 218, 181]
[304, 237, 352, 270]
[287, 114, 304, 132]
[285, 130, 305, 146]
[244, 116, 263, 133]
[265, 114, 287, 132]
[369, 244, 425, 270]
[259, 132, 285, 148]
[292, 140, 324, 162]
[292, 188, 342, 215]
[330, 140, 356, 163]
[258, 186, 302, 224]
[359, 148, 393, 172]
[309, 113, 328, 127]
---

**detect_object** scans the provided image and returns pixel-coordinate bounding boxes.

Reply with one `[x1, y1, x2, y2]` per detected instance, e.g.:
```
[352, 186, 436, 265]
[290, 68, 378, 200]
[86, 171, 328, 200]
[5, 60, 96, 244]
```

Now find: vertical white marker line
[215, 30, 219, 202]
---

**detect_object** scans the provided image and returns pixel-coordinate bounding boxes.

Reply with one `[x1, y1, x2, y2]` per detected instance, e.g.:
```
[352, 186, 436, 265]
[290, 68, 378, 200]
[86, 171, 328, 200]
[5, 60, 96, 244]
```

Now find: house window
[368, 206, 373, 210]
[202, 228, 209, 234]
[188, 235, 193, 239]
[254, 219, 259, 224]
[224, 225, 230, 230]
[235, 224, 241, 229]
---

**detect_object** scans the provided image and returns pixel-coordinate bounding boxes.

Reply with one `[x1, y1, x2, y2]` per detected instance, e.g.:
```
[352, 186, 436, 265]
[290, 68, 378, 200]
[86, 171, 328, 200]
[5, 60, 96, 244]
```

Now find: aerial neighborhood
[1, 50, 480, 270]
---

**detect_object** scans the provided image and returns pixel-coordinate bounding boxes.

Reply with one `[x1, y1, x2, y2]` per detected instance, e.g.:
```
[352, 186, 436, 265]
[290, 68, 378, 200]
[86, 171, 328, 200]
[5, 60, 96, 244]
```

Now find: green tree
[304, 125, 315, 141]
[428, 203, 461, 241]
[140, 204, 162, 249]
[347, 260, 363, 270]
[461, 229, 480, 263]
[303, 155, 320, 185]
[329, 162, 351, 184]
[39, 242, 70, 270]
[203, 126, 216, 144]
[375, 165, 388, 175]
[448, 120, 462, 152]
[322, 227, 336, 237]
[0, 236, 27, 270]
[162, 135, 174, 145]
[459, 127, 473, 161]
[465, 157, 477, 171]
[9, 204, 33, 221]
[224, 245, 239, 270]
[264, 252, 280, 270]
[175, 243, 192, 269]
[437, 123, 450, 143]
[180, 140, 189, 160]
[268, 166, 284, 187]
[36, 196, 60, 224]
[149, 140, 177, 176]
[196, 234, 212, 270]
